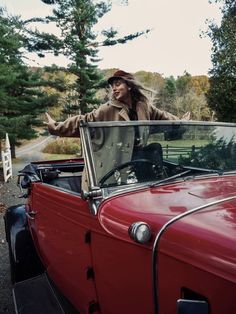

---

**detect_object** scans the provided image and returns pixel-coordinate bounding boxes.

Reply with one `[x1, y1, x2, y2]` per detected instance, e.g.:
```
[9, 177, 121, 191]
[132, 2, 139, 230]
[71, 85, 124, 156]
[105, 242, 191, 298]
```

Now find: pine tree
[207, 0, 236, 122]
[25, 0, 150, 114]
[0, 8, 59, 157]
[157, 77, 177, 113]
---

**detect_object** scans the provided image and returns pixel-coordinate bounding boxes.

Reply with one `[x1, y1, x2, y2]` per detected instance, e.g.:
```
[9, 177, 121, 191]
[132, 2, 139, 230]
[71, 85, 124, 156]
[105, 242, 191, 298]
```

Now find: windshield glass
[86, 122, 236, 188]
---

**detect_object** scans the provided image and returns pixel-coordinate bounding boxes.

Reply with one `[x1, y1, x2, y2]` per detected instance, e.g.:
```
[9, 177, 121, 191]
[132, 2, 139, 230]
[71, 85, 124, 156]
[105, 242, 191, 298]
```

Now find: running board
[13, 274, 65, 314]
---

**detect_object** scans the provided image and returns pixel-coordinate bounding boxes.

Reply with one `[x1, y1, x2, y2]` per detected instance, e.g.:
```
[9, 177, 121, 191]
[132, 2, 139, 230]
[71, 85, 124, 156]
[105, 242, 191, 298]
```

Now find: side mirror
[81, 187, 102, 201]
[81, 187, 102, 215]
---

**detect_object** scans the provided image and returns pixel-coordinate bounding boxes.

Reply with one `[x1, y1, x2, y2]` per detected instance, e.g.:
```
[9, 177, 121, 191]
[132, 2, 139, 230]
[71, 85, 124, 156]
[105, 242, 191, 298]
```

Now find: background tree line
[0, 0, 235, 157]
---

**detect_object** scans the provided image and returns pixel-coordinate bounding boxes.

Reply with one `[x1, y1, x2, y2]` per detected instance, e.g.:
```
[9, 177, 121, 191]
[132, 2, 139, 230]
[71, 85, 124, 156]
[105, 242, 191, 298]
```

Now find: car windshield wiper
[150, 170, 191, 187]
[150, 167, 222, 188]
[219, 170, 236, 175]
[181, 165, 223, 174]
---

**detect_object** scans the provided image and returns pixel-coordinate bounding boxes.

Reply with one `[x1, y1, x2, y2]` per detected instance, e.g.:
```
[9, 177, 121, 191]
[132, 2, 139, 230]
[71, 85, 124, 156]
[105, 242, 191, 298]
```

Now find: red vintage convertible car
[4, 121, 236, 314]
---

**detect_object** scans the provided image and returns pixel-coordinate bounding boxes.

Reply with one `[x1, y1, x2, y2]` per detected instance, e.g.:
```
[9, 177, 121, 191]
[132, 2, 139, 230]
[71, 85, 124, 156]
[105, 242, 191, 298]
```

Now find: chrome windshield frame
[79, 120, 236, 191]
[83, 120, 236, 128]
[79, 120, 98, 188]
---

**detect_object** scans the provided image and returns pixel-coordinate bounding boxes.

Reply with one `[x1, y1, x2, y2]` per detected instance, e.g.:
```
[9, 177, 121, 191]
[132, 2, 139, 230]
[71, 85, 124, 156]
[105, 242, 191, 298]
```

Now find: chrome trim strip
[12, 288, 19, 314]
[152, 194, 236, 314]
[102, 182, 152, 199]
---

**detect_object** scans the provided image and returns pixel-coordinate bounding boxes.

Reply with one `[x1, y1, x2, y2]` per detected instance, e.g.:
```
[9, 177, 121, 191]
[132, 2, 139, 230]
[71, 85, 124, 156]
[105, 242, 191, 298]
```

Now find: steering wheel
[99, 158, 160, 186]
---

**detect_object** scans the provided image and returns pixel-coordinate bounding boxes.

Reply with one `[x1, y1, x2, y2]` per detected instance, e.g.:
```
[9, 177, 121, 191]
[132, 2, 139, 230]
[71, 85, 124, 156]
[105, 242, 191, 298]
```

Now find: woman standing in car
[46, 70, 190, 188]
[45, 70, 190, 135]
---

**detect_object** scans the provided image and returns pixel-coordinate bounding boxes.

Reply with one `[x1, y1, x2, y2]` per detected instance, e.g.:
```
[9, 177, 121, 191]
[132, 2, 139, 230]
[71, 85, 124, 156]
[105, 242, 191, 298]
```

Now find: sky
[0, 0, 223, 77]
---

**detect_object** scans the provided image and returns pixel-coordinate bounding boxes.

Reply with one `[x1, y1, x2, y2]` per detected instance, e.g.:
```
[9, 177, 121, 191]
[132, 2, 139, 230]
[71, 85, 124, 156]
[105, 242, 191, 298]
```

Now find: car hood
[98, 175, 236, 282]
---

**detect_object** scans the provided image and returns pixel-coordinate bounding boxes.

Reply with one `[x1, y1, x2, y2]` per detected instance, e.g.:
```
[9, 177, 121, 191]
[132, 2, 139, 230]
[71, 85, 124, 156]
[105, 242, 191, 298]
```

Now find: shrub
[42, 138, 81, 155]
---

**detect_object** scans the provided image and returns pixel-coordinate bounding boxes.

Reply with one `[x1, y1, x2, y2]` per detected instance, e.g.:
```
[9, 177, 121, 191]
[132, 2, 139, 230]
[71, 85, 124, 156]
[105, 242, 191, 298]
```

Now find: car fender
[4, 204, 44, 283]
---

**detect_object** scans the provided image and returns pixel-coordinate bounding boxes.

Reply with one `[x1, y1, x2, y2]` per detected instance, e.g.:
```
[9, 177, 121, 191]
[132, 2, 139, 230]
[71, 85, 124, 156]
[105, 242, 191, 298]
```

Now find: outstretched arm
[149, 104, 191, 120]
[45, 112, 82, 137]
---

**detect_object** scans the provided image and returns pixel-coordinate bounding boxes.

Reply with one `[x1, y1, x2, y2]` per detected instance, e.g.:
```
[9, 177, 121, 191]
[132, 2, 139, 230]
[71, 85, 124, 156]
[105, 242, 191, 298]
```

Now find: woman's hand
[44, 112, 56, 125]
[181, 111, 191, 120]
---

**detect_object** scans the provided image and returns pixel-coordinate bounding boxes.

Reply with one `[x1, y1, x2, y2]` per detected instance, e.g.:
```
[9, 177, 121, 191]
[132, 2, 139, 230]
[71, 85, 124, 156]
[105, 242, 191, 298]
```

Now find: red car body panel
[26, 174, 236, 314]
[28, 183, 101, 313]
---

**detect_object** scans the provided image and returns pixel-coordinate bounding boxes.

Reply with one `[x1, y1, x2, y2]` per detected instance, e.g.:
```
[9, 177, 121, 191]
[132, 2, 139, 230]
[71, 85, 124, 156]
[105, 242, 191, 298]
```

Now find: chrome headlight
[129, 222, 152, 244]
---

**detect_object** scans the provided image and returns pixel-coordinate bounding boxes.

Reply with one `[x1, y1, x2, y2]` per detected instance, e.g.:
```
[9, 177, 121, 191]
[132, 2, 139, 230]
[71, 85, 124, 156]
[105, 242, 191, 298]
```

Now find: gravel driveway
[0, 135, 57, 313]
[0, 176, 25, 314]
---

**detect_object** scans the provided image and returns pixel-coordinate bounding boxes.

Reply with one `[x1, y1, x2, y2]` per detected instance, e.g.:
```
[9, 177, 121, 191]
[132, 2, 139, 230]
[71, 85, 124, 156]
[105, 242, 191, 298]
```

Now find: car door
[28, 181, 101, 314]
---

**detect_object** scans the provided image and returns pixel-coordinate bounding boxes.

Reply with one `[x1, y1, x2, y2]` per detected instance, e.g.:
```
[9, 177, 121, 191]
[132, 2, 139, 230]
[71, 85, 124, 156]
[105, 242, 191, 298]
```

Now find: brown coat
[48, 100, 179, 189]
[48, 100, 178, 137]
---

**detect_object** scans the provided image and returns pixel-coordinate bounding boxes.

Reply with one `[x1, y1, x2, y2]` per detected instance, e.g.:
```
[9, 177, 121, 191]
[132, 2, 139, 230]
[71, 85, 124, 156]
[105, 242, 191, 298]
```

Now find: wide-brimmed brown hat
[107, 70, 135, 85]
